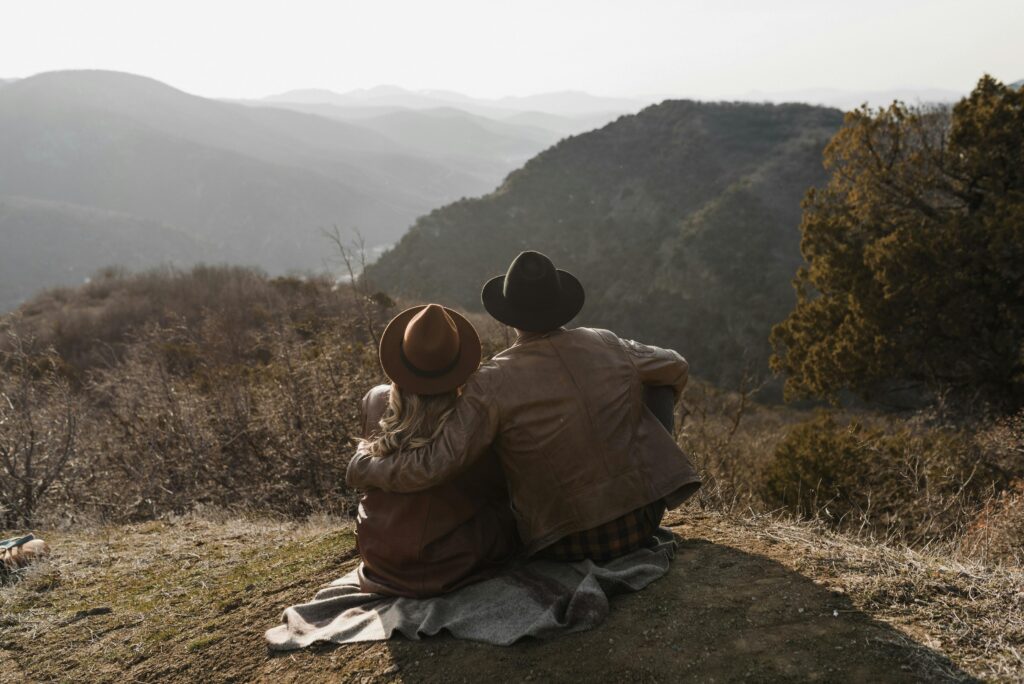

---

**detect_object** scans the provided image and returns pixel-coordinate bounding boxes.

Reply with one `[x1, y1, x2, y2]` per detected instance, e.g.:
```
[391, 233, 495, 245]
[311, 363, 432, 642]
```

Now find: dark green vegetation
[771, 77, 1024, 409]
[365, 99, 844, 388]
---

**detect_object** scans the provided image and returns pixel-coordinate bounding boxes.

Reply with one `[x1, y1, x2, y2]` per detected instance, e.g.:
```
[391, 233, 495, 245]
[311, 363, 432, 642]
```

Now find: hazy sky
[3, 0, 1021, 99]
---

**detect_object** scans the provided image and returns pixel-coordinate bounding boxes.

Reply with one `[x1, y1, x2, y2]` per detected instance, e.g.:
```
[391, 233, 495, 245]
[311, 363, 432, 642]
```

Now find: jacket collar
[513, 327, 567, 347]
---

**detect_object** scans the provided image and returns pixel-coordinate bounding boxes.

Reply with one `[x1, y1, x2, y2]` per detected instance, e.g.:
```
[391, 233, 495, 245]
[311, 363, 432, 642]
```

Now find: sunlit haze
[3, 0, 1022, 100]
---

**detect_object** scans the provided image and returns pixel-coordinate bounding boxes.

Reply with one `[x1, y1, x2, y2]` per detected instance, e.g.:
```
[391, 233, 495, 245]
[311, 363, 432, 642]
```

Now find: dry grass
[673, 509, 1024, 682]
[679, 382, 1024, 557]
[0, 512, 360, 682]
[2, 509, 1021, 682]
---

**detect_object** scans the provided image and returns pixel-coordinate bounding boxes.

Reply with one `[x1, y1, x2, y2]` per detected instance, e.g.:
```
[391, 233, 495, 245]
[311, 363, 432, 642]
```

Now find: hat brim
[480, 270, 585, 332]
[378, 305, 482, 395]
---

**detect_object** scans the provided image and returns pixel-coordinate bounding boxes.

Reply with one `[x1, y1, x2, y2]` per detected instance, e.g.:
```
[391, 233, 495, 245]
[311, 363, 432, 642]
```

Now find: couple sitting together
[346, 250, 701, 598]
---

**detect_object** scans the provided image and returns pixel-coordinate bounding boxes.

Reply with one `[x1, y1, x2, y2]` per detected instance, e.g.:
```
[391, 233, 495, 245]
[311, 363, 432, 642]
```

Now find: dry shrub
[75, 322, 378, 522]
[0, 333, 86, 527]
[681, 385, 1024, 556]
[678, 379, 793, 510]
[761, 412, 1020, 543]
[961, 480, 1024, 565]
[960, 410, 1024, 563]
[7, 264, 375, 378]
[0, 265, 394, 527]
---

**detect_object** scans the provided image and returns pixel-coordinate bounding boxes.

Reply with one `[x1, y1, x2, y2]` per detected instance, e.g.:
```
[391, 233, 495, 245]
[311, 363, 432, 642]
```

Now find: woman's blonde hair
[362, 384, 458, 458]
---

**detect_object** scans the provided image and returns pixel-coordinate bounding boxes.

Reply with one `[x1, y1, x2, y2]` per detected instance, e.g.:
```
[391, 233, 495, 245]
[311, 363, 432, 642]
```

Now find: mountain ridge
[364, 99, 845, 386]
[262, 84, 645, 117]
[0, 69, 547, 310]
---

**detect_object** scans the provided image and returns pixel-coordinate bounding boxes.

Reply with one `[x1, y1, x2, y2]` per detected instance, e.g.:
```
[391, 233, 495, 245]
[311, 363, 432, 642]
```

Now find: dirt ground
[1, 509, 1019, 682]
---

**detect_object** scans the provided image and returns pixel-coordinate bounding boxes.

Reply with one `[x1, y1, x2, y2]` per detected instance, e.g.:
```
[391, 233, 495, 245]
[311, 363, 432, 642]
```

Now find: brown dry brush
[4, 263, 1023, 564]
[0, 265, 392, 528]
[78, 322, 378, 523]
[681, 379, 1024, 556]
[0, 332, 83, 527]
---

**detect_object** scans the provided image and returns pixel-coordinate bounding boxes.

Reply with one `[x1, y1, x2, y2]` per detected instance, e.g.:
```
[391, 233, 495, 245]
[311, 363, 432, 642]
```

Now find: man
[347, 251, 701, 561]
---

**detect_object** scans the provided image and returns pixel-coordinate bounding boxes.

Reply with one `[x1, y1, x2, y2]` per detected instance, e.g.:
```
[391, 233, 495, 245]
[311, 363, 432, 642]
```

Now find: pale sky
[2, 0, 1021, 100]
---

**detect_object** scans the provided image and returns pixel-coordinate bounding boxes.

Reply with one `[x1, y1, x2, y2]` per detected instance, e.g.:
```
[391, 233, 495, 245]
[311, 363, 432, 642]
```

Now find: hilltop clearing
[2, 510, 1019, 682]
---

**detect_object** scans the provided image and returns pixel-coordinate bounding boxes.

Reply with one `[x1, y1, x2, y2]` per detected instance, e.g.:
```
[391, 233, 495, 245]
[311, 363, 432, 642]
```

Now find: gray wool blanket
[266, 528, 676, 650]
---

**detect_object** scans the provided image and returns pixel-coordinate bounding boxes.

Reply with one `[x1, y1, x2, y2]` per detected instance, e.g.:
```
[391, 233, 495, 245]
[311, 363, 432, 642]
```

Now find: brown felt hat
[378, 304, 482, 395]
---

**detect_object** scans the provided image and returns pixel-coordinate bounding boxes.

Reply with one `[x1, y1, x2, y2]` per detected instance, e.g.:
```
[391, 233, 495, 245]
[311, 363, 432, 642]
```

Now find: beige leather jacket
[347, 327, 701, 556]
[355, 385, 520, 597]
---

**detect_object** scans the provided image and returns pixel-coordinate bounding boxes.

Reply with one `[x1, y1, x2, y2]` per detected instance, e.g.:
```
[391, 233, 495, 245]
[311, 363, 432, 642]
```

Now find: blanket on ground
[265, 528, 676, 650]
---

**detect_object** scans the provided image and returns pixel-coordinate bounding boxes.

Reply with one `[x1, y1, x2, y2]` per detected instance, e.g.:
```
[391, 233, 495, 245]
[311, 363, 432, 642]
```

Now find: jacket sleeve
[346, 370, 501, 493]
[614, 334, 689, 397]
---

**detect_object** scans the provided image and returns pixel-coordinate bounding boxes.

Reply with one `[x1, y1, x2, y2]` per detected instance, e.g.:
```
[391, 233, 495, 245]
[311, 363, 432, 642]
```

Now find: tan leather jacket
[347, 327, 702, 556]
[355, 385, 520, 597]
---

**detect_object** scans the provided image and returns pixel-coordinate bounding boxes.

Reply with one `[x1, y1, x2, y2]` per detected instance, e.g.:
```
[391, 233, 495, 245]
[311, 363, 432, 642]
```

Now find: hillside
[330, 107, 560, 172]
[1, 264, 1021, 682]
[2, 509, 1018, 682]
[0, 196, 208, 311]
[0, 71, 521, 310]
[365, 100, 845, 387]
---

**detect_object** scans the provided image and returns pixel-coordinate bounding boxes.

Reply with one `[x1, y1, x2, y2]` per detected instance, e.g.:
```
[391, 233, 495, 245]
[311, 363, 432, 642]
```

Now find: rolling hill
[0, 70, 528, 309]
[244, 103, 563, 174]
[250, 92, 628, 157]
[364, 100, 845, 387]
[0, 196, 209, 311]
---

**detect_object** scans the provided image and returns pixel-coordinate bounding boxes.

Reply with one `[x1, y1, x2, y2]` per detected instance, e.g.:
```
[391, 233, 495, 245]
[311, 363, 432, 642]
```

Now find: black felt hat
[480, 251, 585, 332]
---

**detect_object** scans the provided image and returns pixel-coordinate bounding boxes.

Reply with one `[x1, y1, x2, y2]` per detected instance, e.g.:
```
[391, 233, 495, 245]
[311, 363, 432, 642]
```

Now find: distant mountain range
[248, 86, 633, 140]
[2, 70, 1010, 315]
[261, 85, 645, 118]
[0, 71, 458, 260]
[732, 86, 963, 110]
[0, 71, 605, 310]
[365, 100, 845, 387]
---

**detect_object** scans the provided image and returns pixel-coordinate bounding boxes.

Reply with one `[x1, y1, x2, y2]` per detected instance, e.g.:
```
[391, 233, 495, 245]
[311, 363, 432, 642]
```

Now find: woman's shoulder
[363, 383, 391, 405]
[361, 384, 392, 437]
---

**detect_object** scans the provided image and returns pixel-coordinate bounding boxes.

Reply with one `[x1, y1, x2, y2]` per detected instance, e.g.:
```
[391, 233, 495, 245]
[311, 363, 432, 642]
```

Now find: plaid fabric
[538, 501, 666, 562]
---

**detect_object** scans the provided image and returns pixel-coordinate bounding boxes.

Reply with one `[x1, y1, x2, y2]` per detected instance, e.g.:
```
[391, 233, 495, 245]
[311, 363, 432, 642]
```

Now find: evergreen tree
[771, 76, 1024, 408]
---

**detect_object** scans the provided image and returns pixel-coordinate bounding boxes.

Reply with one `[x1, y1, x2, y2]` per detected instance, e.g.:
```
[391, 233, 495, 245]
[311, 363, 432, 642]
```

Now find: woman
[353, 304, 520, 597]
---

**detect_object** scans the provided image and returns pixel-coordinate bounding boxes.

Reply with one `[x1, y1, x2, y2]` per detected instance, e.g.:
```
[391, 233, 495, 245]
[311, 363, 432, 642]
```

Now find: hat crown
[402, 304, 460, 373]
[503, 251, 561, 308]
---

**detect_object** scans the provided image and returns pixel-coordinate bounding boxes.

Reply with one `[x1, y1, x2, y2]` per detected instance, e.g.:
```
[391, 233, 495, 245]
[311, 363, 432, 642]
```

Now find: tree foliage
[771, 76, 1024, 408]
